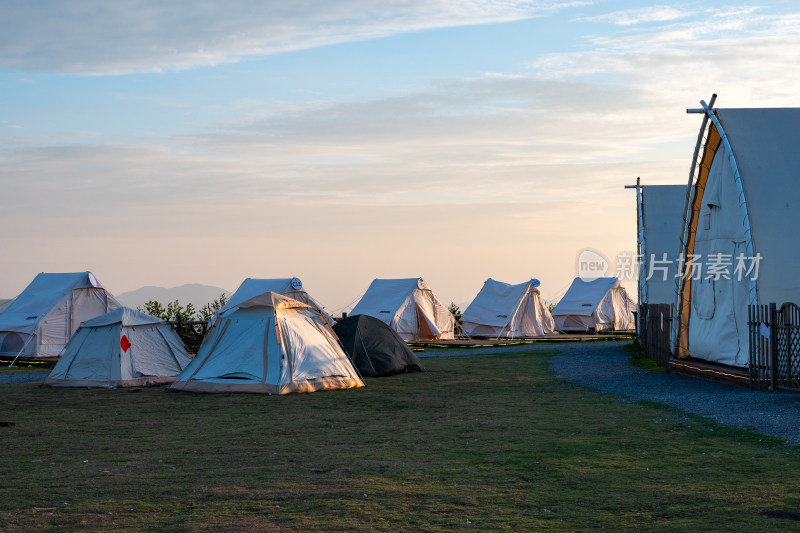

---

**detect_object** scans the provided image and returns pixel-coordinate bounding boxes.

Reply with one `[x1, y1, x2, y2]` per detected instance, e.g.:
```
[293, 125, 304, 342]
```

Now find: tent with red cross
[45, 307, 191, 388]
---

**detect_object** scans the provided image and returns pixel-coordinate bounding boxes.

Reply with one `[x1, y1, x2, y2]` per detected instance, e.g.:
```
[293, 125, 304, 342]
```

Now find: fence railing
[639, 303, 672, 369]
[749, 303, 800, 391]
[165, 319, 208, 354]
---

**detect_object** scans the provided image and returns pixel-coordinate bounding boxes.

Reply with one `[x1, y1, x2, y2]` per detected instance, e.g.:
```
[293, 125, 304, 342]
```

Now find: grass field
[1, 349, 800, 531]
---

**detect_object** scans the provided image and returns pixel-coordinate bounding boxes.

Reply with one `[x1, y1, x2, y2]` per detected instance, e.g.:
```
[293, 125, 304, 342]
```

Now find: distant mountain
[116, 284, 230, 311]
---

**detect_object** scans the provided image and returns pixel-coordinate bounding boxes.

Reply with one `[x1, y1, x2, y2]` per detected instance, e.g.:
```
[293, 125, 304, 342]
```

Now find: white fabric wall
[688, 117, 751, 367]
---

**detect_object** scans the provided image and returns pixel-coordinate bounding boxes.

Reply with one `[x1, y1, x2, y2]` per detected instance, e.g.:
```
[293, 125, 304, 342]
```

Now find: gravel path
[421, 340, 800, 445]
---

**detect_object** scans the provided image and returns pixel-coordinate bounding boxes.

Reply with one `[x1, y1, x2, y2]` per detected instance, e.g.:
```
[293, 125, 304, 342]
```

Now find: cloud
[3, 1, 798, 306]
[528, 7, 800, 106]
[577, 6, 693, 26]
[0, 0, 589, 75]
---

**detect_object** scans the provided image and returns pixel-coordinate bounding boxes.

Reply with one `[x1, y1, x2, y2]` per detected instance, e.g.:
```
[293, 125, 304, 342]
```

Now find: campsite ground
[2, 346, 800, 531]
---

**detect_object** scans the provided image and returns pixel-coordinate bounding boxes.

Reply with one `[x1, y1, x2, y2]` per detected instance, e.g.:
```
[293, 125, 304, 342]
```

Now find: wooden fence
[749, 303, 800, 391]
[165, 319, 208, 354]
[639, 303, 672, 369]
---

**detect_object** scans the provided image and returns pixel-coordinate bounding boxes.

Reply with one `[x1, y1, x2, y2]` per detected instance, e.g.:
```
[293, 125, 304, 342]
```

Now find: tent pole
[624, 177, 644, 337]
[357, 329, 376, 376]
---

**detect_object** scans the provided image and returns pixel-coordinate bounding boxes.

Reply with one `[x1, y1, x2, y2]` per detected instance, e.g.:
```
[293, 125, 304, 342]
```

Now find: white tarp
[44, 307, 191, 387]
[171, 292, 363, 394]
[682, 108, 800, 367]
[350, 278, 455, 341]
[552, 277, 635, 332]
[461, 278, 555, 337]
[210, 277, 334, 326]
[640, 185, 686, 305]
[0, 272, 121, 359]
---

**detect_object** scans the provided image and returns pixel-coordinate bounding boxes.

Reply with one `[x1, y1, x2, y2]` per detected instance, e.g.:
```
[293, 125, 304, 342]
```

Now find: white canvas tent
[349, 278, 455, 341]
[44, 308, 192, 388]
[171, 292, 363, 394]
[210, 277, 333, 326]
[461, 278, 555, 338]
[552, 277, 635, 332]
[0, 272, 121, 359]
[675, 102, 800, 367]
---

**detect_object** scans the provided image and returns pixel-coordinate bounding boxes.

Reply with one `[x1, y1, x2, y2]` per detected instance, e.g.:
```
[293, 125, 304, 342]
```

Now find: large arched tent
[552, 277, 635, 332]
[349, 278, 455, 341]
[0, 272, 121, 359]
[461, 278, 555, 338]
[172, 292, 363, 394]
[44, 308, 191, 388]
[332, 314, 426, 376]
[675, 100, 800, 367]
[209, 277, 334, 326]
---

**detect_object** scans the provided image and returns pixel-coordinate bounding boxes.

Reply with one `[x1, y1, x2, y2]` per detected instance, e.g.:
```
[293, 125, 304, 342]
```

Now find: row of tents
[631, 97, 800, 370]
[30, 274, 634, 393]
[0, 273, 634, 392]
[0, 273, 636, 362]
[44, 293, 424, 393]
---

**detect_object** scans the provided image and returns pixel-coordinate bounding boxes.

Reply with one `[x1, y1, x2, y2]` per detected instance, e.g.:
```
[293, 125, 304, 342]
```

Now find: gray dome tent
[44, 307, 191, 388]
[333, 314, 426, 376]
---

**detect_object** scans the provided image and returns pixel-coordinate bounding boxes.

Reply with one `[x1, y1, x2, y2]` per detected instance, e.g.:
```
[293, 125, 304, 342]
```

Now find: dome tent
[0, 272, 121, 360]
[172, 292, 363, 394]
[209, 277, 334, 326]
[349, 278, 455, 341]
[333, 314, 426, 376]
[44, 307, 191, 388]
[461, 278, 555, 338]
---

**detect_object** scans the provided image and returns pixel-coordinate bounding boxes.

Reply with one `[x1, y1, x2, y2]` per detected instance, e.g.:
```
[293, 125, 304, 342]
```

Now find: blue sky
[2, 1, 799, 312]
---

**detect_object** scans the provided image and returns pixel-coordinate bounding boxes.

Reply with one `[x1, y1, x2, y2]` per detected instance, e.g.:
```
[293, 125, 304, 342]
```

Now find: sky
[2, 0, 800, 314]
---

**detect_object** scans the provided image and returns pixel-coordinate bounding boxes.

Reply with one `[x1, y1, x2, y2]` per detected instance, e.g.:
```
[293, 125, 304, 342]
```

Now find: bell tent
[552, 277, 635, 332]
[210, 277, 333, 326]
[0, 272, 121, 359]
[461, 278, 555, 338]
[332, 314, 426, 376]
[349, 278, 455, 341]
[675, 99, 800, 367]
[44, 307, 192, 388]
[171, 292, 363, 394]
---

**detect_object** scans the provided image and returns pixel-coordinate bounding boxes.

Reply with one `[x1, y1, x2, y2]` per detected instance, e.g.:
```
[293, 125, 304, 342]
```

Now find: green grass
[1, 350, 800, 531]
